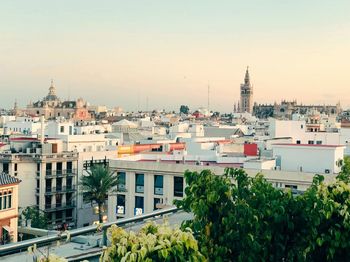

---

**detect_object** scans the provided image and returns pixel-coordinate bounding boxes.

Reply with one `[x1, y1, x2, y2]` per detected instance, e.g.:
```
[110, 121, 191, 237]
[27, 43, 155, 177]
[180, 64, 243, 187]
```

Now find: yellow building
[0, 173, 20, 245]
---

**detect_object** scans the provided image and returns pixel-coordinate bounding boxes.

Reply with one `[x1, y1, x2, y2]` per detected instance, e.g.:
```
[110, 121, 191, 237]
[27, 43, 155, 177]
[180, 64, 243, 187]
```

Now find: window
[135, 174, 144, 193]
[316, 141, 322, 145]
[296, 140, 301, 144]
[8, 191, 12, 209]
[56, 162, 63, 175]
[2, 163, 9, 174]
[60, 126, 65, 133]
[46, 163, 52, 176]
[174, 176, 184, 197]
[14, 163, 17, 172]
[37, 163, 41, 172]
[67, 162, 73, 173]
[0, 189, 12, 210]
[135, 196, 144, 215]
[308, 140, 314, 145]
[67, 178, 73, 189]
[154, 175, 164, 195]
[3, 192, 7, 209]
[117, 194, 126, 215]
[117, 172, 126, 191]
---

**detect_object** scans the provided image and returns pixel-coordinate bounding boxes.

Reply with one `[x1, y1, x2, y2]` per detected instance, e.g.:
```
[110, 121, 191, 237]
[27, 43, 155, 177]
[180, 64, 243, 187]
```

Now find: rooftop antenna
[146, 96, 149, 112]
[207, 82, 210, 111]
[137, 90, 140, 112]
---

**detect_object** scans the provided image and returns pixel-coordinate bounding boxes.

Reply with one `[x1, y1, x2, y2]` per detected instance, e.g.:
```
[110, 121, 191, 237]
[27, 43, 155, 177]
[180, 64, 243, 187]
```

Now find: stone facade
[25, 80, 92, 121]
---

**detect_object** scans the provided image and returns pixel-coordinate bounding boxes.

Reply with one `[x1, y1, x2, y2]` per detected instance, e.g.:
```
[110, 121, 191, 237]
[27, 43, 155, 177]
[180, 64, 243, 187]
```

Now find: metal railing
[44, 202, 76, 211]
[45, 169, 77, 178]
[0, 207, 179, 256]
[44, 186, 76, 195]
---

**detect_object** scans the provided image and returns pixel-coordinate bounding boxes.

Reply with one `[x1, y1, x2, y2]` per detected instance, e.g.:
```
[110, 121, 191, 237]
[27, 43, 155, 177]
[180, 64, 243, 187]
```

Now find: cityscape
[1, 1, 350, 261]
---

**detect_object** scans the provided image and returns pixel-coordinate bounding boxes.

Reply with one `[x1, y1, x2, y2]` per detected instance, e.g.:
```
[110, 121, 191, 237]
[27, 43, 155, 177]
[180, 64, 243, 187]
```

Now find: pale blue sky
[1, 1, 350, 112]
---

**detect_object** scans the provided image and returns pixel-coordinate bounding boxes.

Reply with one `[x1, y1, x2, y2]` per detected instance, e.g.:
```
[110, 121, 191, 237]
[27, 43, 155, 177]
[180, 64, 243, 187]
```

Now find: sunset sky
[1, 0, 350, 112]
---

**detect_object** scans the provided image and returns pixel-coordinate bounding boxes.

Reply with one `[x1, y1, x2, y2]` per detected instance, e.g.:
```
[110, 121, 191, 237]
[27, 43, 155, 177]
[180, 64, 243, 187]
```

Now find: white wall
[273, 145, 344, 174]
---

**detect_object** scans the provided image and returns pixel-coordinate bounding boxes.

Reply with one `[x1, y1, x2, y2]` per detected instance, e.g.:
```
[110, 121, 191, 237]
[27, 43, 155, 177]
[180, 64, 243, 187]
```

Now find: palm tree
[80, 165, 119, 223]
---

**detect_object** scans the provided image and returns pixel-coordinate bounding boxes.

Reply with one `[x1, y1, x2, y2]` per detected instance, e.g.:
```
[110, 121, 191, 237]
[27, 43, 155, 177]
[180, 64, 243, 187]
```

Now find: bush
[100, 221, 206, 261]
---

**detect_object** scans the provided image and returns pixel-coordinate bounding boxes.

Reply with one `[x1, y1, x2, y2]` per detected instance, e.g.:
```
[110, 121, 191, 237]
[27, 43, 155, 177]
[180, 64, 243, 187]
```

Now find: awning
[2, 225, 13, 233]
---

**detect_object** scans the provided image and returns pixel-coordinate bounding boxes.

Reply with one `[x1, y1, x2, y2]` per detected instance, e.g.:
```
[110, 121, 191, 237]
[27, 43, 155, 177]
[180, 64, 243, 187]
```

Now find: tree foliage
[21, 206, 49, 229]
[176, 167, 350, 261]
[100, 222, 206, 261]
[180, 105, 190, 115]
[80, 165, 119, 223]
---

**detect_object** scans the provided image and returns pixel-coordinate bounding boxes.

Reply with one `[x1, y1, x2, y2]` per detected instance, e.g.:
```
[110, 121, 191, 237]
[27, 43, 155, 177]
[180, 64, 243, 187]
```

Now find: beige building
[26, 80, 92, 121]
[0, 173, 20, 245]
[0, 139, 78, 230]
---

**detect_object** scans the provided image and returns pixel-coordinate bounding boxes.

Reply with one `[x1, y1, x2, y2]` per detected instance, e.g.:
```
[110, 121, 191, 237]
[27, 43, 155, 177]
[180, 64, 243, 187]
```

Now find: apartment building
[0, 138, 78, 230]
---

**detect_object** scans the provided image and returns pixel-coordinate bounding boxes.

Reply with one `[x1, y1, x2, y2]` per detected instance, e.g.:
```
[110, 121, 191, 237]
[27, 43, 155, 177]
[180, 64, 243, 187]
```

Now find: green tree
[301, 174, 350, 261]
[176, 168, 350, 261]
[80, 165, 119, 223]
[21, 206, 49, 229]
[180, 105, 190, 114]
[336, 156, 350, 182]
[176, 169, 306, 261]
[100, 221, 206, 261]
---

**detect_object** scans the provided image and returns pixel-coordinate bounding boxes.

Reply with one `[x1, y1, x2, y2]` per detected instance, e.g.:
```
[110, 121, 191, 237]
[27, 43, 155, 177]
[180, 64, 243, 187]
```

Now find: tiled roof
[0, 173, 21, 186]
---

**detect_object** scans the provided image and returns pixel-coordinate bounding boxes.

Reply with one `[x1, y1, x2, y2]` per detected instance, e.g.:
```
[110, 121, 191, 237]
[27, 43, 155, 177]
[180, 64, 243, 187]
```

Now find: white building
[4, 117, 41, 135]
[272, 143, 345, 174]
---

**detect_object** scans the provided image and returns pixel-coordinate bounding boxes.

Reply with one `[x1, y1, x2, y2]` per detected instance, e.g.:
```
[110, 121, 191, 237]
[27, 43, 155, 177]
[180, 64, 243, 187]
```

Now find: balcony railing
[45, 169, 77, 178]
[0, 207, 179, 257]
[44, 202, 76, 211]
[44, 185, 76, 195]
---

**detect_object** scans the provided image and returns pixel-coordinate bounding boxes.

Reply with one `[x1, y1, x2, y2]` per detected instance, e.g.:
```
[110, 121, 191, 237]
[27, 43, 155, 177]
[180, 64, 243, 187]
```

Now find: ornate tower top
[244, 66, 250, 85]
[44, 79, 59, 102]
[48, 79, 56, 96]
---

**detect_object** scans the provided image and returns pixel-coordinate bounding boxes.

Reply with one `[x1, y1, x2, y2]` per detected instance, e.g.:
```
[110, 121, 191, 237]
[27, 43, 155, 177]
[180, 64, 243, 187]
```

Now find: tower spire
[48, 79, 56, 96]
[244, 66, 250, 84]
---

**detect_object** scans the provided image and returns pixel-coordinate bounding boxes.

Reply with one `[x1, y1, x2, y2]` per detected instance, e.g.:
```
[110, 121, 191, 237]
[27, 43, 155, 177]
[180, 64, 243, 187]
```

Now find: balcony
[44, 169, 77, 179]
[44, 185, 76, 195]
[44, 202, 76, 211]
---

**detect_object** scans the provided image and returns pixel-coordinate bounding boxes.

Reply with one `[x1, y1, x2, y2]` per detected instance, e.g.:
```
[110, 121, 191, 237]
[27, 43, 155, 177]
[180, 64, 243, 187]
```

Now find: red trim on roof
[273, 143, 344, 148]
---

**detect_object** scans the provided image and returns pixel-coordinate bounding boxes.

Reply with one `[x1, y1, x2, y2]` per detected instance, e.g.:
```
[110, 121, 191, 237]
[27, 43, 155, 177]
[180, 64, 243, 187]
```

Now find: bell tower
[240, 67, 253, 113]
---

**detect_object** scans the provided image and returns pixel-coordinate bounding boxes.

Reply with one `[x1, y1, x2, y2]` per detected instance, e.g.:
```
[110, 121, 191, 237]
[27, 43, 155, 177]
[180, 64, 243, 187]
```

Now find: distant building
[239, 67, 253, 113]
[0, 173, 20, 245]
[26, 80, 92, 121]
[253, 100, 342, 119]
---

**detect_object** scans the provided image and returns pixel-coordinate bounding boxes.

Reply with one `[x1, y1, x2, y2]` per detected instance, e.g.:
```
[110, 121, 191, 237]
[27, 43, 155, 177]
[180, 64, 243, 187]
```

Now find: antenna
[137, 90, 140, 112]
[207, 83, 210, 111]
[146, 96, 149, 112]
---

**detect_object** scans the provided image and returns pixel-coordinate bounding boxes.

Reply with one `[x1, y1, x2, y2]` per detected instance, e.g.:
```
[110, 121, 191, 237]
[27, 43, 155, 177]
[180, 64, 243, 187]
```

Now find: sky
[0, 0, 350, 113]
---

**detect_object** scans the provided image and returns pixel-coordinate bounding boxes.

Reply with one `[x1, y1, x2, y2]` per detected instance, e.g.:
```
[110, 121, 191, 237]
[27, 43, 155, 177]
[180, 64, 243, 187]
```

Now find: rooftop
[0, 173, 21, 186]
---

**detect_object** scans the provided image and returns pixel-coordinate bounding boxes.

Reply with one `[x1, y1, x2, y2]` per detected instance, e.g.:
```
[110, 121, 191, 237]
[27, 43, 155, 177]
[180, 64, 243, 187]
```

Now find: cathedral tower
[240, 67, 253, 113]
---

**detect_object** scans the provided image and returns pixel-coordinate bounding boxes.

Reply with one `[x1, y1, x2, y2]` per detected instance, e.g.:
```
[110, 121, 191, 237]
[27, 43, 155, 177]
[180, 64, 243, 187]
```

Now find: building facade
[0, 140, 79, 230]
[25, 80, 92, 121]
